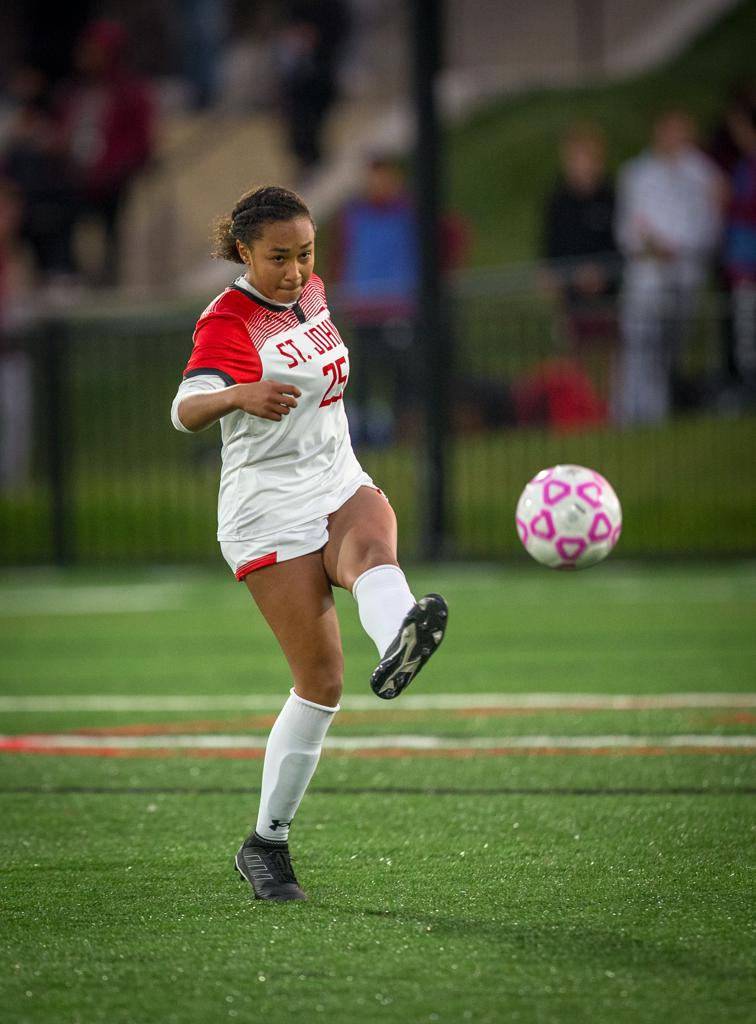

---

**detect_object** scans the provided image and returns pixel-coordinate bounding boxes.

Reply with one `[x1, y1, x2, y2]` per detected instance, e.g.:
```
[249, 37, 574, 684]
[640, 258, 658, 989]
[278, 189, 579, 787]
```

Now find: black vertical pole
[44, 318, 75, 565]
[411, 0, 449, 559]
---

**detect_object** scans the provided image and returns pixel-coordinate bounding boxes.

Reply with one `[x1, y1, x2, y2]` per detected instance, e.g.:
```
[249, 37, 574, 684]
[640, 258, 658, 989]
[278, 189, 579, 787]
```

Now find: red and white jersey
[171, 273, 366, 541]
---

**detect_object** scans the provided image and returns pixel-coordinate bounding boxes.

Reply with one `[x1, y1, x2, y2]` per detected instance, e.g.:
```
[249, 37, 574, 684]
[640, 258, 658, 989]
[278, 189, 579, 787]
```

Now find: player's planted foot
[370, 594, 448, 700]
[235, 833, 307, 901]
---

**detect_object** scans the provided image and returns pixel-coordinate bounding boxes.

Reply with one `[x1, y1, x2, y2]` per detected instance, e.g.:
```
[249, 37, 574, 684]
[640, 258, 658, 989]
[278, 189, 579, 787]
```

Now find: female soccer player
[170, 186, 448, 902]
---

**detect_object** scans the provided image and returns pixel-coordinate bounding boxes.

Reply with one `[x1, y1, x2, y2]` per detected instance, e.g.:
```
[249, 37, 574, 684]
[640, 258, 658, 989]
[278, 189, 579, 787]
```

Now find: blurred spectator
[707, 78, 756, 177]
[706, 78, 756, 387]
[541, 123, 619, 353]
[1, 98, 77, 284]
[614, 109, 723, 425]
[723, 99, 756, 395]
[10, 1, 91, 91]
[330, 154, 468, 444]
[180, 0, 227, 111]
[0, 178, 33, 492]
[56, 19, 155, 287]
[274, 0, 350, 176]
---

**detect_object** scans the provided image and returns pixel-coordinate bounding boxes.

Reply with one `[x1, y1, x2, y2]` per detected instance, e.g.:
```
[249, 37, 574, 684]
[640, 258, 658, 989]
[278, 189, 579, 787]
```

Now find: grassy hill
[446, 0, 756, 267]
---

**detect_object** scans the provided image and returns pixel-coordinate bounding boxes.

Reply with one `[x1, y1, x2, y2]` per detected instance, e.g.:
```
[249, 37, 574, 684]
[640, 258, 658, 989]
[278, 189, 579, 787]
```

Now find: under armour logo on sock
[270, 819, 292, 831]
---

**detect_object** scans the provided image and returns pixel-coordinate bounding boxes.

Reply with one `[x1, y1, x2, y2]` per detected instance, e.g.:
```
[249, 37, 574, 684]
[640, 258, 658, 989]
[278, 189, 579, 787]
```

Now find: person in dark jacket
[275, 0, 350, 176]
[541, 124, 619, 351]
[2, 98, 77, 282]
[723, 98, 756, 393]
[56, 19, 155, 286]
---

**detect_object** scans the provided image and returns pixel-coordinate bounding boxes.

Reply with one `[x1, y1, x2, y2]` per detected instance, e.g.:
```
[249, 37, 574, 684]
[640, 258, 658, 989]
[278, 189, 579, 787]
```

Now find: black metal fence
[1, 284, 755, 567]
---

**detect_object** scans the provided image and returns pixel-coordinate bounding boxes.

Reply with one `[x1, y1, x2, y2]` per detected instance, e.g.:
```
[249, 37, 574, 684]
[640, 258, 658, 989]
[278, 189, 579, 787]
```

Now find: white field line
[0, 693, 754, 713]
[1, 733, 754, 751]
[0, 584, 185, 617]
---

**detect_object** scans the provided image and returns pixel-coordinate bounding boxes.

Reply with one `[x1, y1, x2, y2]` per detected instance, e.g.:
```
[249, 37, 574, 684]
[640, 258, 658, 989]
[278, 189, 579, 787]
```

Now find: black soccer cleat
[370, 593, 448, 700]
[235, 833, 307, 902]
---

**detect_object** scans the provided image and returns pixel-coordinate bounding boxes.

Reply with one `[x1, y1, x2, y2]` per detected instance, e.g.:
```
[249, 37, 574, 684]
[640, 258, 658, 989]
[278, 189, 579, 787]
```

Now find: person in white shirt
[170, 185, 448, 902]
[614, 109, 723, 423]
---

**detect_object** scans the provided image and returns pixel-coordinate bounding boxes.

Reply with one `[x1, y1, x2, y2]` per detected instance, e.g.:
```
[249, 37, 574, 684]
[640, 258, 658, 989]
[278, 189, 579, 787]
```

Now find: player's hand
[232, 380, 302, 421]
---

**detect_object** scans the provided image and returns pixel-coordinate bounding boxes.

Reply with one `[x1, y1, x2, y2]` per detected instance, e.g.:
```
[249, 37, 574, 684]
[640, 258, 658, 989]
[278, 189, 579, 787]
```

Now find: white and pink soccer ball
[515, 465, 622, 570]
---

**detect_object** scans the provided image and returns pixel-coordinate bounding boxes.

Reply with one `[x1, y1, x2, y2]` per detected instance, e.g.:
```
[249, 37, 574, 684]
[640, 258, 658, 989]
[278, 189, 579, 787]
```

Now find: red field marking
[342, 745, 755, 759]
[1, 743, 752, 760]
[57, 703, 725, 740]
[61, 711, 468, 737]
[1, 745, 214, 759]
[66, 710, 462, 736]
[73, 715, 279, 736]
[709, 712, 756, 725]
[48, 710, 509, 739]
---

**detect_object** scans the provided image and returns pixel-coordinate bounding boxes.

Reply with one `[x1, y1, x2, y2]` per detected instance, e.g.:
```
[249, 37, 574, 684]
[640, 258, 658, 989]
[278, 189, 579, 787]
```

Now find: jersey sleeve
[185, 311, 263, 385]
[170, 373, 227, 433]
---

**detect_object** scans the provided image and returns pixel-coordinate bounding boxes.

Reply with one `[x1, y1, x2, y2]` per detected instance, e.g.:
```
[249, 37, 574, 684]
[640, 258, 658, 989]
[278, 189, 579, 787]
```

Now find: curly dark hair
[210, 185, 314, 263]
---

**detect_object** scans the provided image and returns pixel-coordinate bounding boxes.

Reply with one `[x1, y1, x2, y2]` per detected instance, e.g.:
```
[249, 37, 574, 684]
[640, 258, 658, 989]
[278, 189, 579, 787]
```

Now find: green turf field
[1, 564, 755, 1024]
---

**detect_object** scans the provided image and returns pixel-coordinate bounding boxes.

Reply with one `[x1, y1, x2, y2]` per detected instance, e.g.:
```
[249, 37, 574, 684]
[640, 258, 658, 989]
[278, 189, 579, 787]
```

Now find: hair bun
[210, 185, 314, 263]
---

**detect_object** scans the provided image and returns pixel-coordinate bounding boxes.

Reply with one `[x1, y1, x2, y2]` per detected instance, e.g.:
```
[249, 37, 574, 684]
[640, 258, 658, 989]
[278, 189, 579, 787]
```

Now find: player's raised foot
[370, 593, 448, 700]
[235, 833, 307, 901]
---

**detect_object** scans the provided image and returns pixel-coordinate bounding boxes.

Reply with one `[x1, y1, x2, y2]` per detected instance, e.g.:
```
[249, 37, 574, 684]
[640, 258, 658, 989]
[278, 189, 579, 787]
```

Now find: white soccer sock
[352, 564, 416, 656]
[255, 688, 338, 843]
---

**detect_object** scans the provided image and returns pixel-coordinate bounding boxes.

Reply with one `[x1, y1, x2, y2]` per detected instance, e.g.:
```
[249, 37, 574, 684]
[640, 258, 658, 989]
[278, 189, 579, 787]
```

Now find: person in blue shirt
[331, 154, 467, 445]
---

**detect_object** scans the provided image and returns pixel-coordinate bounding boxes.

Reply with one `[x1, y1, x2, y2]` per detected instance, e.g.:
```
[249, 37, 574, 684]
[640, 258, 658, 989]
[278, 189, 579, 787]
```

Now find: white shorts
[220, 471, 385, 581]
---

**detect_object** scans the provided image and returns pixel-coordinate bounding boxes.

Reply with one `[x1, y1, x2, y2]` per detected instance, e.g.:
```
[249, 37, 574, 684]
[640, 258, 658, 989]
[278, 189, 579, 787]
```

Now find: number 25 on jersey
[320, 356, 348, 408]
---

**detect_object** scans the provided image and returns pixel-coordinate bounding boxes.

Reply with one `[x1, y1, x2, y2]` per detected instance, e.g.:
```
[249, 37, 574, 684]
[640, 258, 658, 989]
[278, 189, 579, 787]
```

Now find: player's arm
[176, 381, 302, 432]
[174, 311, 301, 432]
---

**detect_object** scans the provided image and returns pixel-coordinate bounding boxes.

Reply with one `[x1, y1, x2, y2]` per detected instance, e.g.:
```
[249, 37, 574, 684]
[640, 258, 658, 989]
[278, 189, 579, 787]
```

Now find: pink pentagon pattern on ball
[576, 481, 603, 508]
[515, 465, 621, 570]
[555, 537, 587, 561]
[530, 509, 556, 540]
[544, 480, 571, 506]
[588, 512, 612, 542]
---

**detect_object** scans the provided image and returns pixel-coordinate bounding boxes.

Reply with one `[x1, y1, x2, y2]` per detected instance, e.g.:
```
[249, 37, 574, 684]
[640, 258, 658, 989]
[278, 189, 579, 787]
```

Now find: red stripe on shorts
[235, 552, 278, 580]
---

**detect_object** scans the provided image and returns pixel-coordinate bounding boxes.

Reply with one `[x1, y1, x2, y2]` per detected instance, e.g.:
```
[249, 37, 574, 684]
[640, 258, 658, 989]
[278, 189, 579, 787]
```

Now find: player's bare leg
[323, 484, 399, 589]
[245, 551, 344, 707]
[324, 486, 448, 700]
[235, 553, 343, 901]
